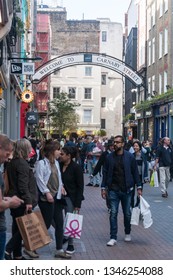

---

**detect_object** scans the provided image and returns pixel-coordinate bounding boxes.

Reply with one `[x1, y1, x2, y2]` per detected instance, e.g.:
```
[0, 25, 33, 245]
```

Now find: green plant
[16, 16, 25, 36]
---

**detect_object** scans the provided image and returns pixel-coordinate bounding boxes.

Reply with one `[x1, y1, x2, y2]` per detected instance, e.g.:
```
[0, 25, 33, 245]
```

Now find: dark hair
[114, 135, 125, 143]
[133, 140, 142, 150]
[61, 146, 77, 159]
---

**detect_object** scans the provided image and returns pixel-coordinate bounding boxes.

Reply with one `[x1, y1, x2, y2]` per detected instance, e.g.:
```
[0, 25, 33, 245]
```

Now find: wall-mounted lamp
[152, 90, 157, 96]
[131, 88, 137, 93]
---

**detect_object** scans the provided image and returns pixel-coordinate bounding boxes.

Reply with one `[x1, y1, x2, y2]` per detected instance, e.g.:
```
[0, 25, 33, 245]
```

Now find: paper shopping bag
[16, 210, 51, 251]
[64, 212, 83, 239]
[150, 172, 155, 187]
[130, 207, 141, 225]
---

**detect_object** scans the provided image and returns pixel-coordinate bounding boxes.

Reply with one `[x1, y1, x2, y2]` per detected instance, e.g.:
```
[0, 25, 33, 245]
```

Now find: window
[101, 97, 106, 107]
[84, 88, 92, 99]
[164, 0, 168, 12]
[152, 38, 155, 64]
[68, 87, 76, 99]
[83, 109, 92, 123]
[159, 0, 163, 17]
[148, 77, 151, 95]
[164, 71, 168, 92]
[101, 74, 106, 85]
[85, 67, 92, 76]
[152, 75, 155, 93]
[159, 32, 163, 58]
[148, 41, 151, 66]
[164, 28, 168, 55]
[53, 87, 60, 98]
[102, 31, 107, 42]
[151, 2, 155, 26]
[101, 119, 106, 129]
[159, 74, 162, 94]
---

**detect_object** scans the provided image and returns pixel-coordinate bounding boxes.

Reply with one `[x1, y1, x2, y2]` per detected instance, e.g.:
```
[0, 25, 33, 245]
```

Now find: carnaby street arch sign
[32, 52, 143, 86]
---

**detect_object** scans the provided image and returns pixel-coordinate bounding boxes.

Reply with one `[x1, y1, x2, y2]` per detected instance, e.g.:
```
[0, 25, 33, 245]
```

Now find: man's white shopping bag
[140, 196, 153, 228]
[153, 171, 159, 188]
[64, 212, 83, 239]
[130, 207, 141, 226]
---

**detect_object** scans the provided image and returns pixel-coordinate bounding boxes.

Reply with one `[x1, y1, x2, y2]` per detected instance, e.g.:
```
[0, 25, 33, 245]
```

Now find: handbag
[130, 206, 141, 226]
[64, 212, 83, 239]
[149, 172, 155, 187]
[16, 210, 51, 251]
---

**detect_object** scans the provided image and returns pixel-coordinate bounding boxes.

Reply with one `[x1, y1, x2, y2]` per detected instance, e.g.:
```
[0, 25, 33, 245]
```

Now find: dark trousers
[38, 199, 64, 250]
[6, 206, 25, 258]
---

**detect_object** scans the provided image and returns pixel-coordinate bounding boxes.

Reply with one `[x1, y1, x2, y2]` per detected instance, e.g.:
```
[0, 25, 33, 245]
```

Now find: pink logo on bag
[64, 219, 82, 238]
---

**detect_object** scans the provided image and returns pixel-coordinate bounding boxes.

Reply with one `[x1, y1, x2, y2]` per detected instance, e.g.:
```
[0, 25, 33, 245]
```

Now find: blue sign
[84, 54, 92, 62]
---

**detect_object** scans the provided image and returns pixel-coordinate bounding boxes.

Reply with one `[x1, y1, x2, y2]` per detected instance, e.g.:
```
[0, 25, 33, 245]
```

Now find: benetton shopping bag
[16, 210, 51, 251]
[64, 212, 83, 239]
[130, 207, 141, 226]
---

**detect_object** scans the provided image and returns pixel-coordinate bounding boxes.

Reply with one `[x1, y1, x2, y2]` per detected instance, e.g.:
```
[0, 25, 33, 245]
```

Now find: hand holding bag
[64, 212, 83, 239]
[130, 206, 141, 225]
[16, 210, 51, 251]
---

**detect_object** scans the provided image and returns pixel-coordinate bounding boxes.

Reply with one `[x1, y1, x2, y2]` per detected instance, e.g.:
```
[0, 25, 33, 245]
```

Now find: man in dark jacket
[101, 135, 142, 246]
[154, 137, 173, 197]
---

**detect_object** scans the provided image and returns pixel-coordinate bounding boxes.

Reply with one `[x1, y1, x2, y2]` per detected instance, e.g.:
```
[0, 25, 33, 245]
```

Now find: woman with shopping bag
[59, 146, 84, 254]
[5, 138, 38, 260]
[34, 139, 71, 259]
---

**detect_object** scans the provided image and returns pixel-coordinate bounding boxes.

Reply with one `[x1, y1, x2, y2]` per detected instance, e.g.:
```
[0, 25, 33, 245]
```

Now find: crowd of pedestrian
[0, 133, 173, 259]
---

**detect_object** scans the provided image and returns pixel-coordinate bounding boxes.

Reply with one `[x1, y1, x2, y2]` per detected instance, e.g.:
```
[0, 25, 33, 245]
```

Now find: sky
[40, 0, 131, 24]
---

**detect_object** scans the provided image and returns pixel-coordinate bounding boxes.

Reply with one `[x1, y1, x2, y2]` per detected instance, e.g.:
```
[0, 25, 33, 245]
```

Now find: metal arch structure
[31, 52, 143, 86]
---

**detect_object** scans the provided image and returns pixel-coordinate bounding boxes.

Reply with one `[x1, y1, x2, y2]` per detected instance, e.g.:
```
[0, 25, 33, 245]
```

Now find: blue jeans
[0, 231, 6, 260]
[108, 190, 132, 240]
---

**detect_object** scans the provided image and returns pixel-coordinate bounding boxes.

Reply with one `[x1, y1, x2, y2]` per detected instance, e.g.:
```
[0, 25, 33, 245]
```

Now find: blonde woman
[5, 138, 38, 260]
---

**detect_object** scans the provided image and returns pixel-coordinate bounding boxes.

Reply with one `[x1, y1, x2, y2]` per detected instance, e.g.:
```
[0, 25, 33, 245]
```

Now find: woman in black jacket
[59, 146, 84, 254]
[5, 138, 38, 260]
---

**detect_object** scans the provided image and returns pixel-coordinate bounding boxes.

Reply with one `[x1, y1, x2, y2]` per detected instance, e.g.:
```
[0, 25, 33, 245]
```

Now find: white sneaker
[124, 234, 131, 242]
[107, 239, 117, 246]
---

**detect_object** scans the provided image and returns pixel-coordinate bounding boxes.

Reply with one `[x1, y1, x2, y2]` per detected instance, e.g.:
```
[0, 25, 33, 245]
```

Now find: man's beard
[114, 146, 122, 153]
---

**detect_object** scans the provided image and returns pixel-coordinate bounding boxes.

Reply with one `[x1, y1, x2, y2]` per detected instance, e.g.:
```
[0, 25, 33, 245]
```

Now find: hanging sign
[21, 90, 34, 103]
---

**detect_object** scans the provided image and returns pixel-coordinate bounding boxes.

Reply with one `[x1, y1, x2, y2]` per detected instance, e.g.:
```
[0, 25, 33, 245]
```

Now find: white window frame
[53, 87, 60, 98]
[152, 75, 155, 93]
[148, 41, 151, 66]
[159, 74, 162, 94]
[83, 109, 92, 124]
[102, 31, 107, 42]
[85, 66, 92, 76]
[159, 0, 163, 17]
[159, 32, 163, 58]
[164, 28, 168, 55]
[163, 71, 168, 92]
[101, 97, 106, 107]
[151, 2, 155, 26]
[101, 119, 106, 129]
[84, 88, 92, 99]
[152, 38, 155, 64]
[148, 77, 151, 95]
[164, 0, 168, 13]
[68, 87, 76, 99]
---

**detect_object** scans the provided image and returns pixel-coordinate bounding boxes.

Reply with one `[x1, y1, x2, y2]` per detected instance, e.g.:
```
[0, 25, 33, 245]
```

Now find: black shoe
[5, 252, 12, 260]
[94, 184, 99, 187]
[86, 183, 93, 186]
[66, 245, 75, 254]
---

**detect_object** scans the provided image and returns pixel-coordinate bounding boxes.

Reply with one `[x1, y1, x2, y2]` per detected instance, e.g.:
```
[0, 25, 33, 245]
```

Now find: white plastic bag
[64, 212, 83, 239]
[153, 171, 159, 188]
[140, 196, 153, 228]
[130, 207, 141, 225]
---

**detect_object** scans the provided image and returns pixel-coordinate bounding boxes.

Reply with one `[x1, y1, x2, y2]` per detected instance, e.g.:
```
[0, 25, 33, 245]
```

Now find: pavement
[5, 173, 173, 260]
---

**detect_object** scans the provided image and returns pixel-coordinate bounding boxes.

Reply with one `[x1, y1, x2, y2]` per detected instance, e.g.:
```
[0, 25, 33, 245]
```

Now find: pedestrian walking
[154, 137, 173, 197]
[34, 139, 71, 259]
[0, 134, 23, 260]
[101, 135, 142, 246]
[59, 146, 84, 254]
[5, 138, 37, 260]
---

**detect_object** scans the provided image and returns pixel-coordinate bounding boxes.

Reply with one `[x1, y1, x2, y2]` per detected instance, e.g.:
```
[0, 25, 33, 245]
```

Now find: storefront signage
[11, 62, 35, 75]
[159, 105, 168, 115]
[26, 112, 38, 124]
[32, 53, 143, 86]
[136, 111, 143, 119]
[145, 110, 152, 117]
